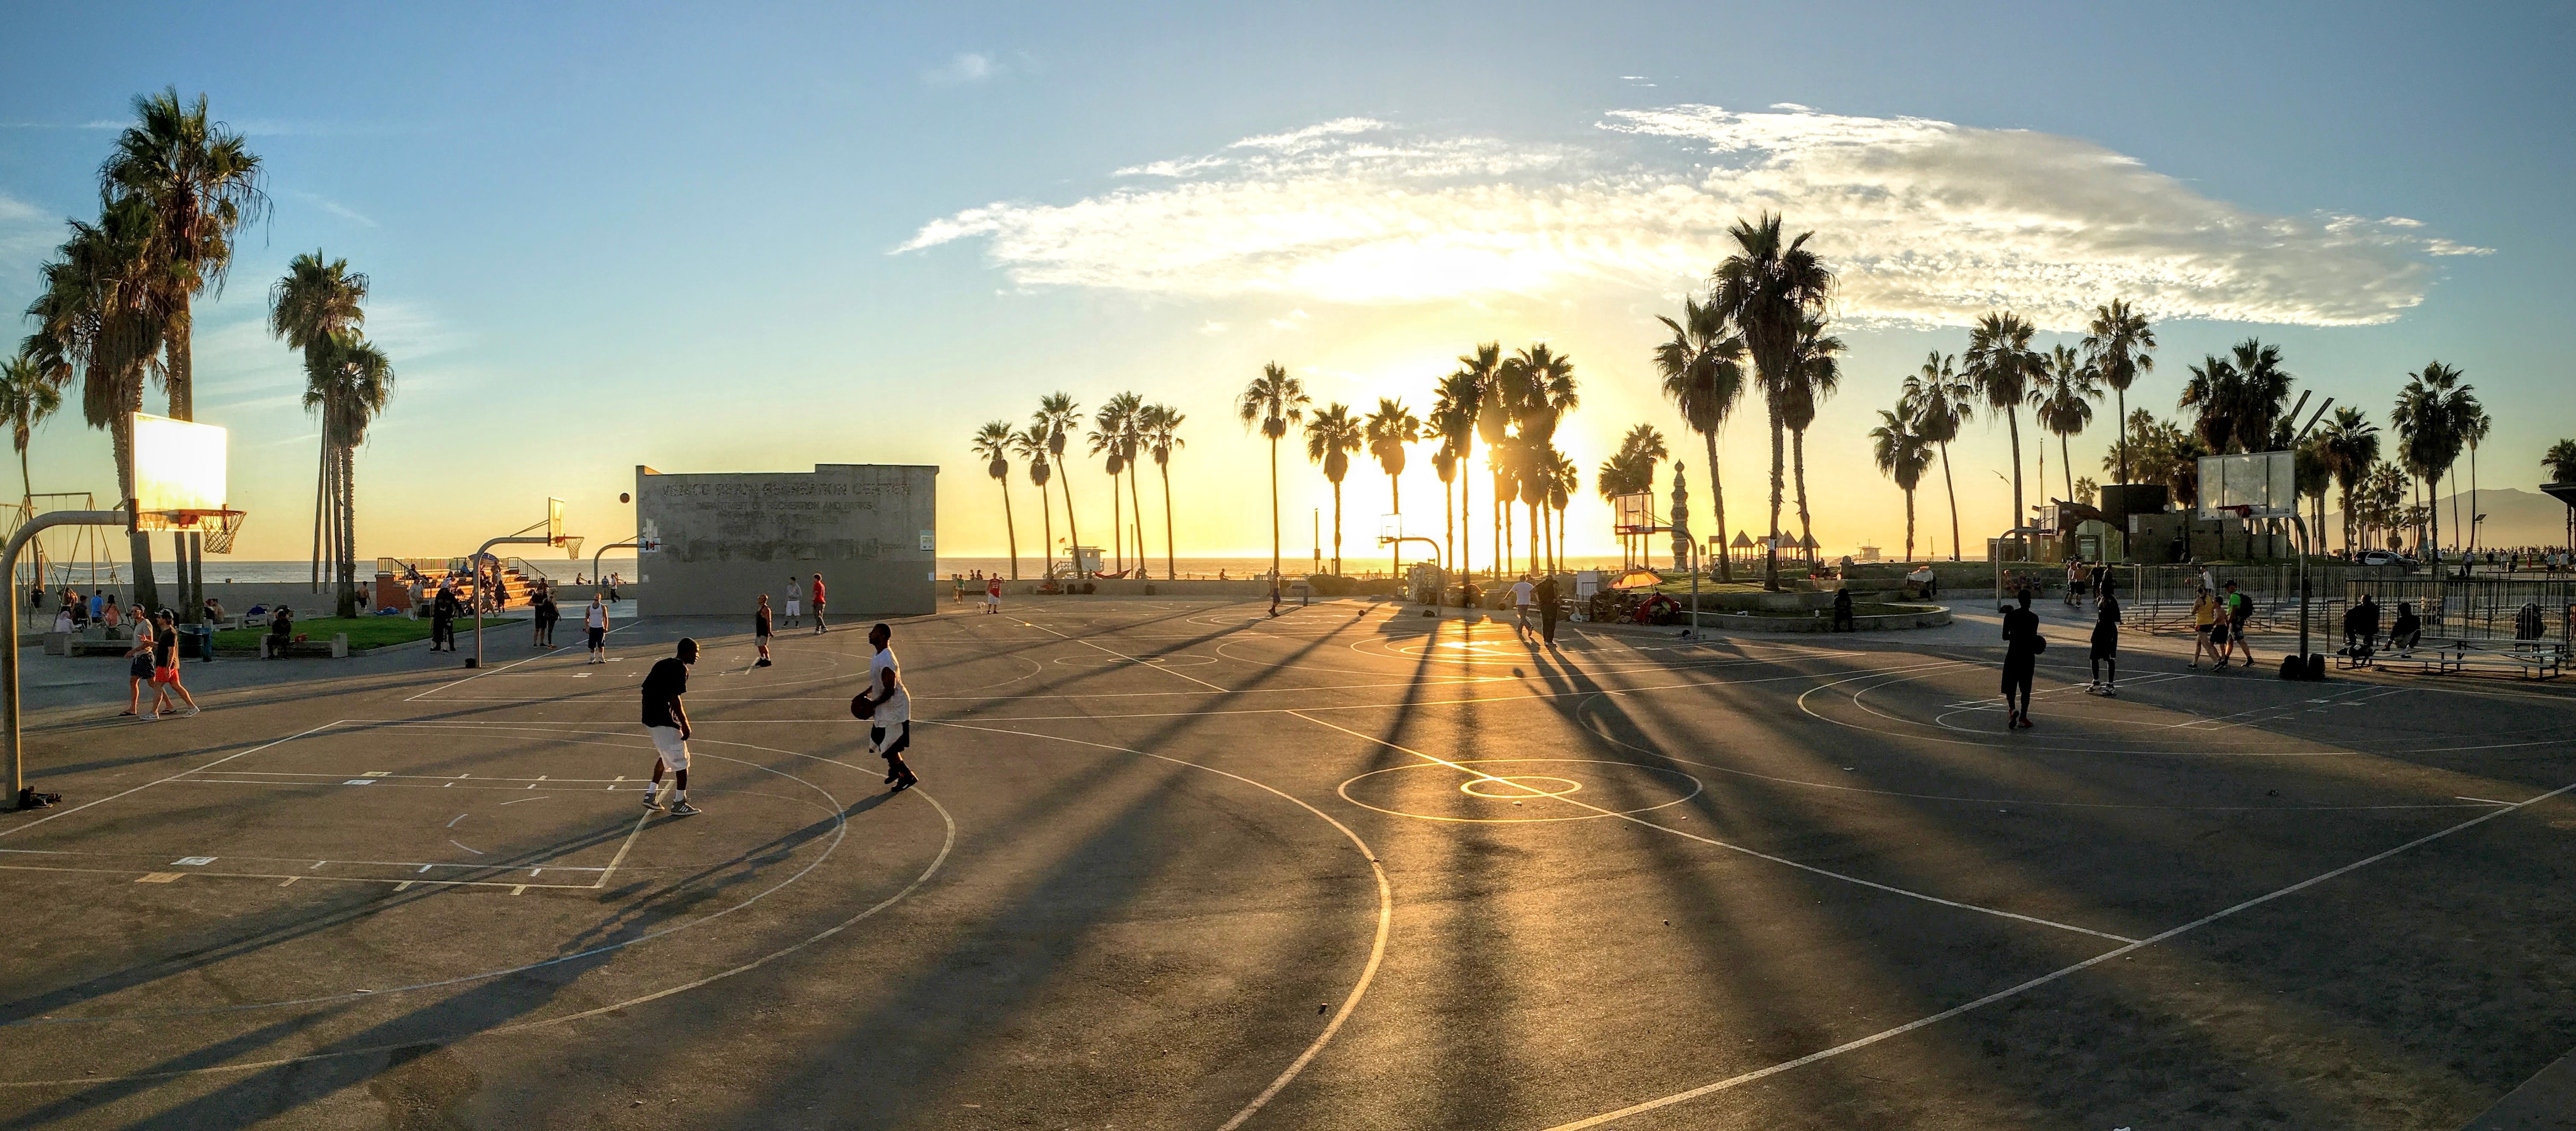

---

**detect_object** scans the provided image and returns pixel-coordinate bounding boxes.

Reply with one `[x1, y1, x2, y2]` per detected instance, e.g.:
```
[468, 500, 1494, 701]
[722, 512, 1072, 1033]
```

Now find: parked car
[2357, 550, 2419, 571]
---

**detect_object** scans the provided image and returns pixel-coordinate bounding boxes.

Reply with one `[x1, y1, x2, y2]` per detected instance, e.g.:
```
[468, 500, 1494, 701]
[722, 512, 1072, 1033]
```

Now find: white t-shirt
[1511, 581, 1534, 608]
[585, 604, 606, 629]
[869, 647, 910, 724]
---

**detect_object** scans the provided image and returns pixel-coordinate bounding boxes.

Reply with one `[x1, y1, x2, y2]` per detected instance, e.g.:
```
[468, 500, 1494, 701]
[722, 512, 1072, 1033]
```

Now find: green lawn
[214, 615, 524, 651]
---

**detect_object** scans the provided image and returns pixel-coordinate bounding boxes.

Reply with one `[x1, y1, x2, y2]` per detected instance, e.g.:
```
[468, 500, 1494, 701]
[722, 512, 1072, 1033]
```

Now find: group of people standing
[2189, 581, 2261, 670]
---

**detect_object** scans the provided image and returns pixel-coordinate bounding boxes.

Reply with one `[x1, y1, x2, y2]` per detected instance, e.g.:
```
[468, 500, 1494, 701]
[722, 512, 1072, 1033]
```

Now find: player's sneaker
[669, 800, 701, 816]
[180, 706, 200, 717]
[2100, 685, 2118, 697]
[641, 793, 664, 811]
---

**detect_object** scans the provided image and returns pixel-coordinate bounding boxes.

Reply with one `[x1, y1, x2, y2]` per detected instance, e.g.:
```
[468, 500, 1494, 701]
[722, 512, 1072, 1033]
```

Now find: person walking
[809, 573, 829, 633]
[146, 611, 200, 718]
[984, 574, 1003, 615]
[2191, 586, 2221, 670]
[856, 622, 917, 791]
[639, 638, 701, 815]
[584, 593, 610, 664]
[1535, 573, 1561, 645]
[431, 581, 459, 652]
[2087, 597, 2121, 696]
[782, 575, 802, 629]
[1510, 575, 1535, 640]
[754, 594, 773, 668]
[122, 626, 156, 718]
[2000, 588, 2041, 729]
[2223, 580, 2257, 668]
[1831, 587, 1856, 632]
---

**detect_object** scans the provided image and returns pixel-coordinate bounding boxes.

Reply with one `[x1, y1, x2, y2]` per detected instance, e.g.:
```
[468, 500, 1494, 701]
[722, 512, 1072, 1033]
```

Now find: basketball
[849, 692, 875, 720]
[619, 492, 631, 503]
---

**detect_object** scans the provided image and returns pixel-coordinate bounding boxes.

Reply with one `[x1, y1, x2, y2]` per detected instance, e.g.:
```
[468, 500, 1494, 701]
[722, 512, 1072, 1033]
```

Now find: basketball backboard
[1613, 493, 1657, 535]
[547, 497, 566, 541]
[130, 413, 227, 519]
[2197, 451, 2296, 519]
[1378, 513, 1402, 545]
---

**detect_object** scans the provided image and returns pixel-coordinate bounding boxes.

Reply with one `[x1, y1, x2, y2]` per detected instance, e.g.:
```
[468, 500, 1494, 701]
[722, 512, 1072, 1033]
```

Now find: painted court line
[1538, 776, 2576, 1129]
[1286, 711, 2137, 944]
[0, 720, 346, 839]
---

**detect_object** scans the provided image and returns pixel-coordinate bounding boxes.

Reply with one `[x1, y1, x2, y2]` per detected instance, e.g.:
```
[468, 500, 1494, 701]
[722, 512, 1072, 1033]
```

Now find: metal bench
[2433, 640, 2563, 679]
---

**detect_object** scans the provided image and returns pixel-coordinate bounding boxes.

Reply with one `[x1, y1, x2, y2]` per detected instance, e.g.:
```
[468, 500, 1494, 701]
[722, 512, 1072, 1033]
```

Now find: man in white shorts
[984, 575, 1003, 614]
[640, 638, 701, 815]
[857, 622, 917, 791]
[782, 575, 802, 628]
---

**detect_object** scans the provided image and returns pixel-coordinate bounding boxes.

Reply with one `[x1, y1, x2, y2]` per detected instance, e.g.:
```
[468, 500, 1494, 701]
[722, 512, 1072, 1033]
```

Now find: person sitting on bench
[264, 606, 295, 659]
[2343, 595, 2381, 656]
[2388, 602, 2422, 654]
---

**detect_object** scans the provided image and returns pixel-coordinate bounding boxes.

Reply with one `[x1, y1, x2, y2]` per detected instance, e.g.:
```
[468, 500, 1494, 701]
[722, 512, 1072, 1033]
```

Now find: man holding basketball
[640, 638, 701, 815]
[851, 622, 916, 791]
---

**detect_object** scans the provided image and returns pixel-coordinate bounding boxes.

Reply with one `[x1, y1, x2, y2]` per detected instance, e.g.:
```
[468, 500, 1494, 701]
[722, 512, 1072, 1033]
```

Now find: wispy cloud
[924, 52, 1002, 85]
[899, 104, 2485, 329]
[0, 120, 120, 131]
[294, 191, 378, 228]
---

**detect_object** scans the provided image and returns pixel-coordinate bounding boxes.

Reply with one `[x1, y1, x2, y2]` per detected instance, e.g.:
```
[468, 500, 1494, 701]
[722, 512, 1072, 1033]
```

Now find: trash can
[182, 623, 215, 661]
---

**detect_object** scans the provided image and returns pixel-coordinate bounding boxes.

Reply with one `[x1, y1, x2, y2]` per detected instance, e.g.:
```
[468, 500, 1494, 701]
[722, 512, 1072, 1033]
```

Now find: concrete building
[634, 463, 937, 617]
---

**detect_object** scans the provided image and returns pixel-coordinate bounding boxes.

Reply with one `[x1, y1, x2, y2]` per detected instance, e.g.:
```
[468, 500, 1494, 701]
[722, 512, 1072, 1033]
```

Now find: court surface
[4, 596, 2573, 1129]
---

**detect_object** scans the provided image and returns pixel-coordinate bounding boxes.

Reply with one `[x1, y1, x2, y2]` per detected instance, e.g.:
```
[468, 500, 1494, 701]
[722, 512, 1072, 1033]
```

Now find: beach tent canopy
[1730, 531, 1755, 548]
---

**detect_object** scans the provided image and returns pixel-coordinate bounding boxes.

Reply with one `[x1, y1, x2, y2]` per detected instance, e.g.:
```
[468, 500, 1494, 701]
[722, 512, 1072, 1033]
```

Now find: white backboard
[2198, 450, 2296, 518]
[547, 497, 566, 541]
[1613, 493, 1654, 533]
[131, 413, 227, 515]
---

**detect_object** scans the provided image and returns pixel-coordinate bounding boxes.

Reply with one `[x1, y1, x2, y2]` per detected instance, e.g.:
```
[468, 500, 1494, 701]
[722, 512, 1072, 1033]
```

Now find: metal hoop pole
[592, 540, 637, 594]
[6, 511, 129, 807]
[470, 535, 555, 669]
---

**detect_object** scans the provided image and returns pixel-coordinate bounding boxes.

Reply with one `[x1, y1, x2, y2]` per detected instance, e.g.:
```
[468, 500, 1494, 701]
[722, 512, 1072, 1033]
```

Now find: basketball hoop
[137, 508, 247, 554]
[2219, 504, 2256, 520]
[552, 534, 584, 560]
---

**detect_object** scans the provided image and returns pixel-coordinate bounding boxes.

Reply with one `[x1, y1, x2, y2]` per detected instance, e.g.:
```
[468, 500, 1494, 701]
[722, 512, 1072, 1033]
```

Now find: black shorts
[2210, 621, 2230, 644]
[587, 627, 606, 648]
[129, 654, 154, 680]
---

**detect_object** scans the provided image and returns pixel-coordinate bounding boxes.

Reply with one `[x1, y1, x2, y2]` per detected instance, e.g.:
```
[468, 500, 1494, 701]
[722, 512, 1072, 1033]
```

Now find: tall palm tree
[2393, 362, 2478, 576]
[1430, 372, 1480, 578]
[971, 421, 1019, 579]
[1087, 392, 1142, 574]
[1010, 425, 1055, 577]
[1138, 403, 1185, 580]
[2296, 435, 2333, 554]
[1547, 450, 1577, 573]
[1654, 294, 1747, 581]
[23, 195, 169, 611]
[1460, 343, 1507, 578]
[1304, 402, 1361, 576]
[1779, 315, 1842, 554]
[268, 251, 369, 589]
[2082, 299, 2156, 484]
[1239, 364, 1309, 590]
[1869, 405, 1933, 563]
[1509, 344, 1579, 573]
[2545, 440, 2576, 485]
[2461, 408, 2492, 558]
[2033, 344, 2101, 501]
[0, 350, 63, 511]
[103, 87, 268, 620]
[1607, 424, 1669, 567]
[2317, 407, 2381, 553]
[2230, 338, 2296, 451]
[1966, 312, 2044, 539]
[1903, 352, 1973, 560]
[1710, 213, 1834, 589]
[302, 331, 393, 615]
[1363, 397, 1421, 577]
[1035, 393, 1082, 570]
[2363, 461, 2407, 550]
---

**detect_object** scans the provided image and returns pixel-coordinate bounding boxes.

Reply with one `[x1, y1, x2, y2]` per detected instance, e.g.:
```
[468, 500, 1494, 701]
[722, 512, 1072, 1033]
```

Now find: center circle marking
[1340, 758, 1702, 824]
[1461, 775, 1582, 799]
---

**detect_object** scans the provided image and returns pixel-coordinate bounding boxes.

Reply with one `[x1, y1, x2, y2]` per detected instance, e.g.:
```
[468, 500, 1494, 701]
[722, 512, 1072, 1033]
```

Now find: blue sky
[2, 2, 2569, 562]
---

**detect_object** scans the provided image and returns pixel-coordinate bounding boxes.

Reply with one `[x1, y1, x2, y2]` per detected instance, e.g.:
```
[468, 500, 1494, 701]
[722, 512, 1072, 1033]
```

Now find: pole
[592, 540, 638, 594]
[2293, 516, 2312, 668]
[5, 510, 127, 807]
[1688, 539, 1701, 638]
[469, 534, 556, 669]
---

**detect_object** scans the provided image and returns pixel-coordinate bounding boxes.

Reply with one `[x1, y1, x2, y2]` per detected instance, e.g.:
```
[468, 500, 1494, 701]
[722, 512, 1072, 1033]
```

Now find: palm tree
[1010, 425, 1055, 576]
[268, 251, 369, 590]
[1430, 372, 1481, 578]
[971, 421, 1019, 579]
[2296, 435, 2333, 555]
[1509, 344, 1579, 572]
[1138, 403, 1185, 580]
[2363, 461, 2407, 550]
[1779, 315, 1842, 554]
[1966, 312, 2044, 539]
[2033, 344, 2101, 501]
[301, 331, 393, 615]
[1869, 405, 1933, 563]
[103, 87, 268, 620]
[1087, 392, 1142, 575]
[0, 350, 63, 511]
[1305, 402, 1362, 576]
[1461, 343, 1507, 577]
[1903, 352, 1973, 561]
[22, 194, 170, 611]
[1363, 397, 1421, 577]
[1603, 424, 1669, 566]
[1547, 450, 1578, 573]
[1036, 393, 1082, 570]
[2545, 440, 2576, 485]
[1654, 294, 1747, 581]
[1239, 363, 1310, 590]
[2461, 408, 2492, 558]
[2082, 299, 2156, 484]
[2318, 407, 2381, 553]
[2393, 362, 2479, 576]
[1710, 213, 1834, 590]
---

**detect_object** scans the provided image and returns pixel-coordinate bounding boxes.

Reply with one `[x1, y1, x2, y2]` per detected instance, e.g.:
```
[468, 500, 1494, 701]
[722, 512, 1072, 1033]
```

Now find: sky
[1, 1, 2570, 567]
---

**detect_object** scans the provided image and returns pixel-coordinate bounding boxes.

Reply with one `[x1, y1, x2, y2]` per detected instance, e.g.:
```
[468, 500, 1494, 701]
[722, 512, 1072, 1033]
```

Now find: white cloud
[898, 104, 2484, 329]
[294, 191, 378, 228]
[924, 52, 1001, 85]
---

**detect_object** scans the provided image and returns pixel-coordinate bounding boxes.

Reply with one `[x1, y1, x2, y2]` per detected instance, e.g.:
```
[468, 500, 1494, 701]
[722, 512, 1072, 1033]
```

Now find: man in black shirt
[640, 638, 701, 815]
[431, 582, 459, 652]
[1534, 574, 1561, 644]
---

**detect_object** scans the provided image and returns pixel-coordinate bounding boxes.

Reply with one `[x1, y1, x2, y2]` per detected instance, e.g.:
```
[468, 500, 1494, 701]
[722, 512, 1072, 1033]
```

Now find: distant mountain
[2324, 487, 2573, 550]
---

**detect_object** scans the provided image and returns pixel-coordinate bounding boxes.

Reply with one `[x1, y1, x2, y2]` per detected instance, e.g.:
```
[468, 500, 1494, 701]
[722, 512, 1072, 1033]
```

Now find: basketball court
[3, 593, 2573, 1128]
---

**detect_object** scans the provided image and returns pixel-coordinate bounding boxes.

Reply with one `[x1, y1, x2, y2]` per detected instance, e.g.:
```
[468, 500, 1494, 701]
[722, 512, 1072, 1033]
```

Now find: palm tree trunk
[1109, 469, 1122, 575]
[311, 428, 327, 592]
[340, 440, 359, 614]
[1268, 437, 1280, 589]
[1330, 478, 1343, 576]
[168, 300, 201, 619]
[1703, 431, 1731, 583]
[1128, 466, 1146, 577]
[2006, 408, 2026, 544]
[1389, 477, 1401, 580]
[1793, 427, 1812, 557]
[1037, 481, 1053, 578]
[2060, 433, 2075, 501]
[1766, 384, 1785, 591]
[1158, 461, 1175, 581]
[1060, 463, 1081, 573]
[2114, 388, 2129, 484]
[999, 477, 1018, 580]
[1939, 442, 1961, 562]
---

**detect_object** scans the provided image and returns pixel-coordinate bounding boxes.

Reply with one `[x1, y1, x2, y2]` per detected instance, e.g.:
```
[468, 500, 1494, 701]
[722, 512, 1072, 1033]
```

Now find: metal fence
[2338, 578, 2576, 652]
